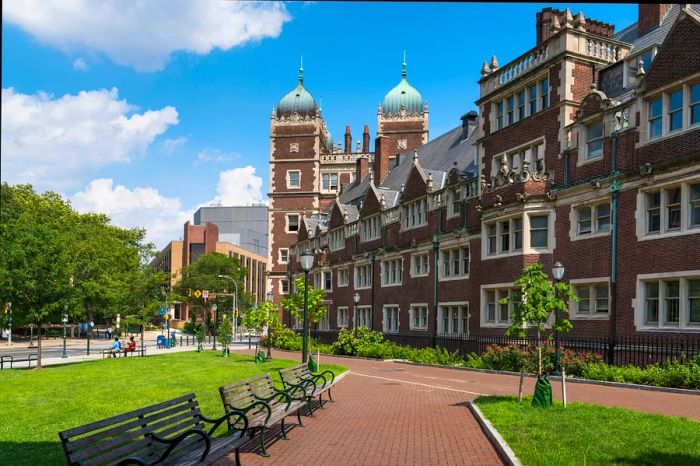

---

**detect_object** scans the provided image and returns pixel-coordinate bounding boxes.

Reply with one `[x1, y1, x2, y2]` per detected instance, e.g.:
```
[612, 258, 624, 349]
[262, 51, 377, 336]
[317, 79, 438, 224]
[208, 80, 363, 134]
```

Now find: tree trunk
[537, 329, 542, 375]
[36, 323, 42, 369]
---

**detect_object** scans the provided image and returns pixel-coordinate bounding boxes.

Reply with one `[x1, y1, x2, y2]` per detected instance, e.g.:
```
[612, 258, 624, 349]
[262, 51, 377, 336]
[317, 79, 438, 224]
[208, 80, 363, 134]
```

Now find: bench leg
[281, 418, 289, 440]
[306, 399, 315, 417]
[328, 387, 334, 402]
[259, 427, 269, 457]
[318, 394, 325, 408]
[296, 408, 304, 427]
[235, 446, 241, 466]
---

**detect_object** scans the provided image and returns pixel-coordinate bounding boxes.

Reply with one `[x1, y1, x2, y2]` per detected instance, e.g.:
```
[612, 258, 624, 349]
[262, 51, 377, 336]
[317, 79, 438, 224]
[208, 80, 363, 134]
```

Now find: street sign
[193, 290, 202, 298]
[202, 290, 209, 299]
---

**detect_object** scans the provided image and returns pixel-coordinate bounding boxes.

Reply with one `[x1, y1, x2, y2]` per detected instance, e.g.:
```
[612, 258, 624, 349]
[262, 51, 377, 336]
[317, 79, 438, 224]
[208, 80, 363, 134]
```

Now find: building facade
[194, 205, 268, 257]
[283, 4, 700, 339]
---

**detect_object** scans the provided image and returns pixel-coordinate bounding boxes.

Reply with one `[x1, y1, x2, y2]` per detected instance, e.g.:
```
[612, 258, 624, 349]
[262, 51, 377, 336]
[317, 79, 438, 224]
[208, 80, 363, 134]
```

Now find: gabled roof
[614, 4, 700, 56]
[339, 172, 371, 206]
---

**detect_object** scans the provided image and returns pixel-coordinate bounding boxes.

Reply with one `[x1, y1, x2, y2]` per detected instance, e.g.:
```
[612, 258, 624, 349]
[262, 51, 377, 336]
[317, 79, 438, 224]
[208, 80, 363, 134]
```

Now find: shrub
[582, 360, 700, 389]
[330, 327, 386, 356]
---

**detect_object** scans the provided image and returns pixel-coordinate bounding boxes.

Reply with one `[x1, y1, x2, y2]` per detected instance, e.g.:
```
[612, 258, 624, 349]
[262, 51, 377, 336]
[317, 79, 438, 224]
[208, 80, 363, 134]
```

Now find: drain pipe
[563, 149, 570, 187]
[608, 130, 619, 365]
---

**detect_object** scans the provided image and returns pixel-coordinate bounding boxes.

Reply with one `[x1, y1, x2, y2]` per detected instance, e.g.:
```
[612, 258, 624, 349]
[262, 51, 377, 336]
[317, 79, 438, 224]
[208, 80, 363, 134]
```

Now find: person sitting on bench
[109, 337, 122, 357]
[123, 336, 137, 356]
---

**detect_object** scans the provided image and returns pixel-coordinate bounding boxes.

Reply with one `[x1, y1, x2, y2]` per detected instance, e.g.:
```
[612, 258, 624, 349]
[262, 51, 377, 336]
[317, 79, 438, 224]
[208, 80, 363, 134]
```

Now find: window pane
[578, 207, 592, 234]
[513, 218, 523, 250]
[541, 79, 549, 108]
[665, 280, 680, 324]
[577, 287, 590, 314]
[650, 97, 662, 118]
[667, 188, 681, 230]
[529, 84, 537, 115]
[595, 285, 609, 313]
[647, 192, 661, 233]
[596, 204, 611, 232]
[691, 83, 700, 125]
[691, 184, 700, 227]
[530, 215, 548, 248]
[669, 90, 683, 111]
[645, 282, 659, 323]
[690, 280, 700, 324]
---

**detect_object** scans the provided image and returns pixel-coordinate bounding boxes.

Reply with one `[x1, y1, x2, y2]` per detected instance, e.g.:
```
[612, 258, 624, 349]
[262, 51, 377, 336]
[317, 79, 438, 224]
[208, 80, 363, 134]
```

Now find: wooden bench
[219, 374, 307, 457]
[102, 346, 147, 358]
[279, 364, 337, 415]
[59, 393, 249, 466]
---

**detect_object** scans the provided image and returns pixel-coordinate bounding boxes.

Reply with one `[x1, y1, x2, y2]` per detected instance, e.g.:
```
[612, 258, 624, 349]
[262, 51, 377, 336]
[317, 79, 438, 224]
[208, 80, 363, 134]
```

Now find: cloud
[71, 178, 194, 249]
[162, 136, 187, 154]
[1, 87, 178, 191]
[72, 57, 89, 71]
[196, 148, 240, 164]
[4, 0, 291, 72]
[211, 166, 266, 206]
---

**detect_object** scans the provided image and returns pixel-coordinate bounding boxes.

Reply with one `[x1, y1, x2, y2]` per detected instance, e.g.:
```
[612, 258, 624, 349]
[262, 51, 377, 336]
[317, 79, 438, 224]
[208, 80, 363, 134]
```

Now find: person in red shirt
[123, 336, 137, 356]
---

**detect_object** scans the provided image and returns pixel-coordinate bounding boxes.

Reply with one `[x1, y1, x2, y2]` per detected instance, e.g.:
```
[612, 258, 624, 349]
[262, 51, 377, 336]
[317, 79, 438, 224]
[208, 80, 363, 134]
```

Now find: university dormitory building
[270, 4, 700, 339]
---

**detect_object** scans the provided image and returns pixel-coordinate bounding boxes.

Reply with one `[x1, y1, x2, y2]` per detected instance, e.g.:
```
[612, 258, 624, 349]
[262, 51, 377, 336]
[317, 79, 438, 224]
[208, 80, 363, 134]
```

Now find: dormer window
[403, 198, 428, 229]
[669, 90, 683, 133]
[586, 120, 604, 159]
[649, 97, 662, 139]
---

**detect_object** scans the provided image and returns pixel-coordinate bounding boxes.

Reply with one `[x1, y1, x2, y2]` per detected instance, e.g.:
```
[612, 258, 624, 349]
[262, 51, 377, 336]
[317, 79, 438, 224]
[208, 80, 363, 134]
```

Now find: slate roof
[339, 203, 359, 223]
[614, 4, 700, 55]
[339, 173, 372, 206]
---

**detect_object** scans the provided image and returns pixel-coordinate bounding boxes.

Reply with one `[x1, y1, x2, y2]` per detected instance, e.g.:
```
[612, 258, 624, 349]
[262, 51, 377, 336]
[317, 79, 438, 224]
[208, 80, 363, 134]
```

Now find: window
[323, 271, 332, 291]
[450, 188, 461, 216]
[281, 279, 290, 295]
[485, 217, 525, 257]
[287, 214, 299, 233]
[668, 90, 683, 133]
[575, 202, 610, 237]
[512, 218, 523, 250]
[329, 228, 345, 251]
[528, 84, 538, 115]
[292, 315, 303, 330]
[279, 248, 289, 263]
[586, 121, 604, 159]
[440, 247, 469, 279]
[532, 143, 544, 173]
[491, 141, 543, 178]
[337, 268, 349, 287]
[337, 307, 349, 328]
[643, 182, 700, 237]
[411, 253, 429, 277]
[506, 95, 514, 126]
[691, 82, 700, 126]
[318, 312, 330, 331]
[361, 215, 380, 242]
[410, 305, 428, 330]
[529, 214, 549, 248]
[322, 173, 338, 191]
[500, 220, 510, 252]
[496, 101, 504, 130]
[639, 275, 700, 329]
[649, 97, 662, 139]
[517, 90, 526, 121]
[355, 306, 372, 328]
[382, 258, 403, 286]
[383, 306, 400, 333]
[639, 48, 654, 73]
[487, 224, 497, 255]
[288, 171, 300, 188]
[482, 288, 517, 326]
[573, 282, 609, 318]
[438, 304, 468, 334]
[540, 78, 549, 109]
[403, 198, 428, 229]
[355, 264, 372, 289]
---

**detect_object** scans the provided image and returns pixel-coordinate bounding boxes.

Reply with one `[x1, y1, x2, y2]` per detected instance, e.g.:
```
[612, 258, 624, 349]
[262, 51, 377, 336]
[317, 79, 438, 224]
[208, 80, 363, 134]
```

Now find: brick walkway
[215, 350, 700, 465]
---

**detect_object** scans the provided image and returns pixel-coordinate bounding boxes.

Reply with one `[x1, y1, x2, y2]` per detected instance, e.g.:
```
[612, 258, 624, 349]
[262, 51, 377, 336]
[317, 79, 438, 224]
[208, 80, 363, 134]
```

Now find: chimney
[373, 135, 390, 185]
[638, 4, 670, 37]
[362, 125, 370, 153]
[536, 8, 558, 44]
[356, 155, 369, 182]
[344, 125, 352, 153]
[460, 111, 478, 138]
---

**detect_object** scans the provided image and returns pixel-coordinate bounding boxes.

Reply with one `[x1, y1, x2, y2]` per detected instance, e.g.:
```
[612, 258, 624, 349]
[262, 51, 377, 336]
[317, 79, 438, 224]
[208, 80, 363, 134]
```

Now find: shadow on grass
[472, 395, 519, 405]
[0, 441, 64, 466]
[610, 452, 700, 466]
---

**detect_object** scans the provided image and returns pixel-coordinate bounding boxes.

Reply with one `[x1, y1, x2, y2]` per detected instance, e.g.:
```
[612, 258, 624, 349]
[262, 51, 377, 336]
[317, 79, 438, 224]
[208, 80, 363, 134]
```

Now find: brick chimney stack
[638, 4, 670, 37]
[356, 155, 369, 182]
[344, 125, 352, 153]
[373, 135, 390, 185]
[362, 125, 370, 153]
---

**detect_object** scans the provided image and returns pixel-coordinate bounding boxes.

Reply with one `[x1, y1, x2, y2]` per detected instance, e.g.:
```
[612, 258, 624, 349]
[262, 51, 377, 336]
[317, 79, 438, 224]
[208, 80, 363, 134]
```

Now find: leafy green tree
[217, 314, 233, 356]
[500, 262, 578, 374]
[280, 276, 328, 342]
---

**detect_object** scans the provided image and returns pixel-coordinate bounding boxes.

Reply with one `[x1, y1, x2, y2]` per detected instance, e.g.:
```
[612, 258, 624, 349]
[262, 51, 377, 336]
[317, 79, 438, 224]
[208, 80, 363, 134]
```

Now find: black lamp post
[300, 250, 315, 363]
[212, 303, 218, 350]
[61, 306, 68, 358]
[266, 291, 274, 360]
[87, 321, 94, 355]
[552, 261, 565, 376]
[353, 291, 360, 328]
[28, 324, 35, 348]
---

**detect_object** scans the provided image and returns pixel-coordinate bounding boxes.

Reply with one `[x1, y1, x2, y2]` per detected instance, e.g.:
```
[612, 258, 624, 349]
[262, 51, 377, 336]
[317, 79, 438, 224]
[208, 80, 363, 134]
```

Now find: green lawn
[0, 351, 347, 465]
[474, 396, 700, 466]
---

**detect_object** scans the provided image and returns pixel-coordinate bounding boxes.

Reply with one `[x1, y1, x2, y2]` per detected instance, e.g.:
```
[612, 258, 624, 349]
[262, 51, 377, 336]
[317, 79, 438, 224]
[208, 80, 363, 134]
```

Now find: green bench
[279, 363, 337, 414]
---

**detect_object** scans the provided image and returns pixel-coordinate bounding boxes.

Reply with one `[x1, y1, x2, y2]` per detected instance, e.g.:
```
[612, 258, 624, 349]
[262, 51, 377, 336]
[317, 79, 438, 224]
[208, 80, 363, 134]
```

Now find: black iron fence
[310, 330, 700, 367]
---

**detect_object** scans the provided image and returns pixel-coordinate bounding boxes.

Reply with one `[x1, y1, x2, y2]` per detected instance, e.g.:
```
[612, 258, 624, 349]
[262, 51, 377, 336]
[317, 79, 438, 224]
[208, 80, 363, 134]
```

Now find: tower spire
[402, 49, 407, 78]
[299, 55, 304, 84]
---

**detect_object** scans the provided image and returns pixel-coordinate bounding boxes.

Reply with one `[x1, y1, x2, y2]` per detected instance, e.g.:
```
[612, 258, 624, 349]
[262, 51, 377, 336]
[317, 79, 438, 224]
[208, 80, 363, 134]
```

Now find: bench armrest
[147, 428, 211, 464]
[226, 400, 272, 425]
[200, 409, 249, 436]
[315, 370, 335, 386]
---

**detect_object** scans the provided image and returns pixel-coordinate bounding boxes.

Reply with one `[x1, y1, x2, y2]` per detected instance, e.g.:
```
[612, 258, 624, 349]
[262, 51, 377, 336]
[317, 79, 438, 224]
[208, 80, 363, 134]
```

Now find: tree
[501, 262, 578, 375]
[243, 300, 282, 359]
[216, 314, 233, 357]
[280, 276, 328, 340]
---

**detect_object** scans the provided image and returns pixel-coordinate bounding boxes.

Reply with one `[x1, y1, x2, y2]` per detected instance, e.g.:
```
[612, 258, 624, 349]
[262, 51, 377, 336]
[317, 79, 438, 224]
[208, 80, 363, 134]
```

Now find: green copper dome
[382, 58, 423, 115]
[277, 65, 317, 117]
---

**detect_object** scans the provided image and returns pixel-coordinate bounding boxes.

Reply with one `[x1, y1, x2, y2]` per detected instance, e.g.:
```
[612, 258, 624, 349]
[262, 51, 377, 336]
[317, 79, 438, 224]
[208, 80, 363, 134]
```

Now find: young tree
[216, 314, 233, 357]
[280, 276, 327, 340]
[242, 300, 282, 357]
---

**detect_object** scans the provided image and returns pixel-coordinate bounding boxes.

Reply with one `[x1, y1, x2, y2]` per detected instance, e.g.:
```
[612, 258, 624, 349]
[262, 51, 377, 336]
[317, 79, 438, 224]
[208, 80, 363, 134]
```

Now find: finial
[564, 8, 573, 27]
[427, 173, 434, 192]
[481, 60, 491, 77]
[490, 55, 499, 71]
[402, 49, 407, 78]
[575, 12, 586, 31]
[637, 58, 646, 76]
[380, 194, 386, 210]
[298, 55, 304, 84]
[551, 15, 561, 31]
[413, 149, 419, 162]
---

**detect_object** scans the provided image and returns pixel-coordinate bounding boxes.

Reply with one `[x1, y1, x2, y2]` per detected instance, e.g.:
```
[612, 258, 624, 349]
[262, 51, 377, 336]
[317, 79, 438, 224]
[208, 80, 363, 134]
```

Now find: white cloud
[1, 87, 178, 191]
[211, 166, 266, 206]
[71, 178, 194, 249]
[4, 0, 291, 72]
[196, 148, 240, 164]
[72, 57, 89, 71]
[162, 136, 187, 154]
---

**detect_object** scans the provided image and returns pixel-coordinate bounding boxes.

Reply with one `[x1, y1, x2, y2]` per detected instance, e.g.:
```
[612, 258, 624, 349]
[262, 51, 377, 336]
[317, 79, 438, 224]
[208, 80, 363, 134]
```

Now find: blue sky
[1, 1, 637, 248]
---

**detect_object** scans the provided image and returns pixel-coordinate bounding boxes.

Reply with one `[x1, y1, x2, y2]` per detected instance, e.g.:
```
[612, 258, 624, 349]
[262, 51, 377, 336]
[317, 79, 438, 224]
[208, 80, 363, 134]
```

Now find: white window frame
[287, 170, 301, 189]
[480, 285, 518, 328]
[279, 248, 289, 264]
[322, 173, 339, 192]
[354, 305, 372, 328]
[439, 246, 470, 281]
[585, 120, 604, 160]
[337, 306, 349, 328]
[643, 80, 700, 144]
[409, 304, 429, 331]
[381, 257, 403, 287]
[354, 263, 372, 290]
[402, 198, 428, 230]
[437, 302, 469, 335]
[634, 271, 700, 331]
[490, 138, 545, 177]
[482, 209, 554, 260]
[329, 228, 345, 251]
[410, 252, 430, 278]
[286, 213, 300, 233]
[447, 187, 462, 219]
[280, 279, 290, 295]
[570, 199, 611, 241]
[360, 215, 381, 242]
[636, 177, 700, 241]
[321, 270, 333, 292]
[382, 305, 400, 333]
[568, 278, 610, 320]
[318, 310, 330, 331]
[337, 267, 349, 287]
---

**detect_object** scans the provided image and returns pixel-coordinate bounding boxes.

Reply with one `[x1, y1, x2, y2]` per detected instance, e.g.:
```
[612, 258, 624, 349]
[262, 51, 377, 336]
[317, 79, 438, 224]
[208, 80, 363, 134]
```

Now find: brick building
[280, 4, 700, 339]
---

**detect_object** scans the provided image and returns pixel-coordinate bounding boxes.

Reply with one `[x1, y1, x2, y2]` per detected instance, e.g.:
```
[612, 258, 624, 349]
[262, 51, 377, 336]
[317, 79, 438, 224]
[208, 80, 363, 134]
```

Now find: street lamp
[7, 302, 11, 346]
[266, 290, 274, 360]
[353, 292, 360, 328]
[217, 275, 238, 343]
[552, 261, 565, 376]
[300, 250, 315, 363]
[87, 321, 94, 355]
[212, 303, 218, 350]
[61, 305, 68, 358]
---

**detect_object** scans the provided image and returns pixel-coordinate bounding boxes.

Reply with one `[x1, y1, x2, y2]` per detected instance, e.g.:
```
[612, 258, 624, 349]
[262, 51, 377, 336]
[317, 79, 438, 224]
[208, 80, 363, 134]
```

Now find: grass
[0, 351, 347, 465]
[474, 396, 700, 466]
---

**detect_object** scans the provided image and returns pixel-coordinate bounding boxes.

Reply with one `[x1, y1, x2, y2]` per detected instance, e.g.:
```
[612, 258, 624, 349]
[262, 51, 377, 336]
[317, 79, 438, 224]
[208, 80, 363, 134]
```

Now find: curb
[467, 400, 522, 466]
